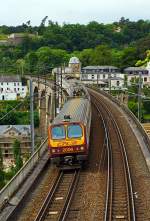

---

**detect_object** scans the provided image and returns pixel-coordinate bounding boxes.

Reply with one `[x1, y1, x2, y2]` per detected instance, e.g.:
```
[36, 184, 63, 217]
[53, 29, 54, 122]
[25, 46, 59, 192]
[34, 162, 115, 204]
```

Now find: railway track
[34, 169, 80, 221]
[89, 89, 136, 221]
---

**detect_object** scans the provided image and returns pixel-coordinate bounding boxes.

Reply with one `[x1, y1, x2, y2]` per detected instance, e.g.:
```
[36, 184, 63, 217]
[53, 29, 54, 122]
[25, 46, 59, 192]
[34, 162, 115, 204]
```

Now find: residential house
[81, 66, 125, 90]
[8, 33, 36, 45]
[0, 125, 31, 159]
[124, 67, 150, 86]
[0, 75, 27, 100]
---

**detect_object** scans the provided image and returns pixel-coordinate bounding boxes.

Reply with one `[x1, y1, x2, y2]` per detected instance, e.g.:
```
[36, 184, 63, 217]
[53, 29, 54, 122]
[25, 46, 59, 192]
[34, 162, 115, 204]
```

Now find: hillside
[0, 17, 150, 74]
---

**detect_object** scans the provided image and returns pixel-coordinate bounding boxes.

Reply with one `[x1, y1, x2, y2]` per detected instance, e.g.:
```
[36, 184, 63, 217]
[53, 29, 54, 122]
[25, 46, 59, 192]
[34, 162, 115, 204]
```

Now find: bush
[128, 101, 138, 116]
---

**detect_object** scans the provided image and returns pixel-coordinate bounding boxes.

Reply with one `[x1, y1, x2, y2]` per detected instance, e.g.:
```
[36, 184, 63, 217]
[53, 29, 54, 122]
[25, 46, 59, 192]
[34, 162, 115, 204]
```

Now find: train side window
[51, 126, 66, 139]
[67, 125, 82, 138]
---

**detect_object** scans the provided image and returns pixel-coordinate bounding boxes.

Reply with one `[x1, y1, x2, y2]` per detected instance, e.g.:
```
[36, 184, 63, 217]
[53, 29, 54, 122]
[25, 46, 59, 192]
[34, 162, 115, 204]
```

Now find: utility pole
[30, 79, 34, 154]
[54, 70, 57, 117]
[97, 74, 98, 87]
[44, 67, 47, 92]
[108, 69, 111, 94]
[60, 66, 63, 106]
[138, 71, 142, 122]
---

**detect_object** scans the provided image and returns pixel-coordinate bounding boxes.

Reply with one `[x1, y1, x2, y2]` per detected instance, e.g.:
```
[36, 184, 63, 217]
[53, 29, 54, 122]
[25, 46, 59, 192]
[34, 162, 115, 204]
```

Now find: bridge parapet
[0, 138, 47, 211]
[90, 86, 150, 170]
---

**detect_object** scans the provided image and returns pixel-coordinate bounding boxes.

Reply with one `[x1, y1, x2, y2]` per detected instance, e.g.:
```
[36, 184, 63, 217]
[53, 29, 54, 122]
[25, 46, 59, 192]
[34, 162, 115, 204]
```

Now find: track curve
[89, 89, 136, 221]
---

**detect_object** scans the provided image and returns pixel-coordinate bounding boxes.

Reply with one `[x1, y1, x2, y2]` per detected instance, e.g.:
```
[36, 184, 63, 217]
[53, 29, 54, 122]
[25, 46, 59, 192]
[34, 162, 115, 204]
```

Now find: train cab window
[68, 125, 82, 138]
[52, 126, 65, 139]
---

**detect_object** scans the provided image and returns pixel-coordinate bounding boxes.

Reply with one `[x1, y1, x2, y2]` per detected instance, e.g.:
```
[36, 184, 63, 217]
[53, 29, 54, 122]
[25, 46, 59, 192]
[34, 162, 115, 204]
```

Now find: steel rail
[91, 98, 112, 221]
[90, 89, 136, 221]
[58, 170, 80, 221]
[34, 171, 63, 221]
[34, 169, 80, 221]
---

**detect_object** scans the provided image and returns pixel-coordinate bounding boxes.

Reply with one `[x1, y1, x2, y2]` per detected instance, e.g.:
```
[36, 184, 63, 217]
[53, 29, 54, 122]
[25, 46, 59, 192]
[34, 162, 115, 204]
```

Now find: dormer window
[9, 131, 15, 135]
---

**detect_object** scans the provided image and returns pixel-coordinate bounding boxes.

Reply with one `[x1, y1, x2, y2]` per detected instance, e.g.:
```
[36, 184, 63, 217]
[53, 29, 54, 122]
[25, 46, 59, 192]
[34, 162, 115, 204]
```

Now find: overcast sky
[0, 0, 150, 26]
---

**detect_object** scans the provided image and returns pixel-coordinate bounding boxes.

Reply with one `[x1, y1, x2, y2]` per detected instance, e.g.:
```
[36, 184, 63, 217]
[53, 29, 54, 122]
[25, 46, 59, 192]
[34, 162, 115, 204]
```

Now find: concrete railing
[0, 138, 48, 210]
[121, 104, 150, 150]
[90, 86, 150, 152]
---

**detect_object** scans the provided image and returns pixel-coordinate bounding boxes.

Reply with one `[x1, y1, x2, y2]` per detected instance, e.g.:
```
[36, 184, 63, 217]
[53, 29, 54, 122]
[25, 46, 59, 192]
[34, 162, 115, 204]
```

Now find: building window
[103, 74, 105, 79]
[18, 83, 19, 86]
[5, 150, 9, 158]
[7, 82, 9, 85]
[14, 83, 16, 86]
[117, 81, 120, 86]
[2, 95, 5, 100]
[1, 83, 3, 85]
[22, 88, 24, 90]
[24, 142, 29, 147]
[91, 74, 95, 79]
[9, 131, 15, 135]
[144, 77, 147, 82]
[18, 88, 19, 91]
[4, 143, 9, 147]
[14, 88, 16, 92]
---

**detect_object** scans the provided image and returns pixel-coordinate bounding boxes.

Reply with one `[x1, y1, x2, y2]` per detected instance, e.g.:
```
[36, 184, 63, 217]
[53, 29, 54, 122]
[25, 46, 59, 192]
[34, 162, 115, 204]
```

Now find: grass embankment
[0, 34, 7, 40]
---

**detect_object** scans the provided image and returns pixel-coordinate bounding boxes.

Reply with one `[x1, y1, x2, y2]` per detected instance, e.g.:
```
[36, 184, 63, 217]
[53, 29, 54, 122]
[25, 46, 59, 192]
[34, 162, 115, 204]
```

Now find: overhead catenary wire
[0, 91, 48, 122]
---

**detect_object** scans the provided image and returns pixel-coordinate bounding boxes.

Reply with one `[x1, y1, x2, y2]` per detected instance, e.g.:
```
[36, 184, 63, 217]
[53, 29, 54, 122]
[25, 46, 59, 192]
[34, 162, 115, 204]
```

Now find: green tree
[0, 148, 3, 170]
[25, 52, 38, 72]
[0, 148, 4, 189]
[13, 139, 23, 172]
[143, 99, 150, 113]
[136, 50, 150, 66]
[16, 59, 26, 76]
[92, 45, 112, 65]
[78, 48, 94, 66]
[120, 47, 138, 69]
[128, 101, 138, 116]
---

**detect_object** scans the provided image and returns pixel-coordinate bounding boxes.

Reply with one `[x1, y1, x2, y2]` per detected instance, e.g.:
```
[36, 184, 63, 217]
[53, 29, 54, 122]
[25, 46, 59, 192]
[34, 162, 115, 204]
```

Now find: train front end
[48, 122, 88, 166]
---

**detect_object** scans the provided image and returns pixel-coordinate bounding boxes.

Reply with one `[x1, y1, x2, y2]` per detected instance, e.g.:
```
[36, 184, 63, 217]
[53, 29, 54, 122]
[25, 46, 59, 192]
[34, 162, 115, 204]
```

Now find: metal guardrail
[90, 86, 150, 152]
[0, 138, 48, 210]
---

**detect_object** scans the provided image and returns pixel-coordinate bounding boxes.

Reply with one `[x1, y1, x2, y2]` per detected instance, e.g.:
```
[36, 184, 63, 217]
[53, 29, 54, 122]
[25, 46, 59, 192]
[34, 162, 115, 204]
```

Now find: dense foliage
[0, 100, 39, 127]
[1, 17, 150, 74]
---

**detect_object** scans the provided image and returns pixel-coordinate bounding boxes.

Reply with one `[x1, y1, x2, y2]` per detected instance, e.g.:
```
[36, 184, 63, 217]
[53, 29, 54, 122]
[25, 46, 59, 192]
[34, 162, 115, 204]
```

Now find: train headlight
[52, 149, 56, 153]
[80, 146, 84, 150]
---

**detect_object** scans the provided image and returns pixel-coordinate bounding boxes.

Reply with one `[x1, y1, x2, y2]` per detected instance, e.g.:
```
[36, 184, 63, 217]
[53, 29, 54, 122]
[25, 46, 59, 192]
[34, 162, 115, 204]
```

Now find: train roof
[52, 98, 90, 125]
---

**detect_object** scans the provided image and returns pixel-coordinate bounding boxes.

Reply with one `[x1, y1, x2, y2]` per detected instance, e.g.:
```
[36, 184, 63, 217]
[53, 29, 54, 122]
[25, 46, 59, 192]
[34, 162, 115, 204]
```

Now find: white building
[124, 67, 150, 86]
[81, 66, 125, 90]
[0, 75, 27, 100]
[52, 57, 81, 79]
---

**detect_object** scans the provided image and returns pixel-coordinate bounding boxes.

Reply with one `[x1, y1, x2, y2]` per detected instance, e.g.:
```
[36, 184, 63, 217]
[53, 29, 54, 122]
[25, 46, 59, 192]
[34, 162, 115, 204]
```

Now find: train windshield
[52, 126, 65, 139]
[67, 124, 82, 138]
